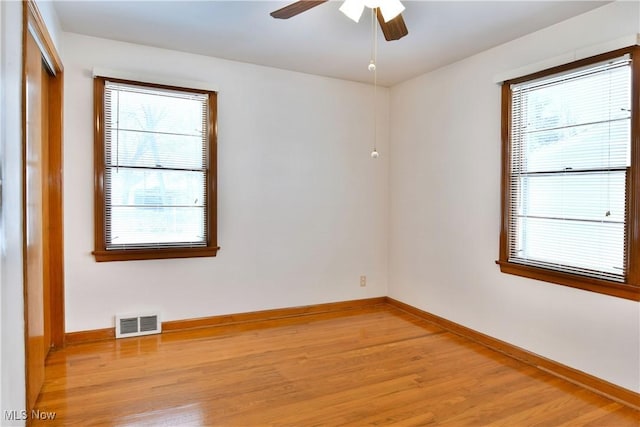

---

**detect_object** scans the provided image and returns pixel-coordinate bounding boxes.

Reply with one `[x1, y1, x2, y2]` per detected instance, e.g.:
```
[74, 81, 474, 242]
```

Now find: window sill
[496, 260, 640, 301]
[93, 246, 220, 262]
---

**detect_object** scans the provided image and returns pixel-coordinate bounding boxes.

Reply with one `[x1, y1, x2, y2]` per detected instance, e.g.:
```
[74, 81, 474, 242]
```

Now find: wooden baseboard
[65, 327, 115, 345]
[162, 296, 386, 331]
[64, 297, 386, 345]
[385, 297, 640, 411]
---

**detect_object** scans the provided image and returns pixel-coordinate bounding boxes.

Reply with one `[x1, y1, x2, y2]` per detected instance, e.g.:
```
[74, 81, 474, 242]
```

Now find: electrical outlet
[360, 275, 366, 287]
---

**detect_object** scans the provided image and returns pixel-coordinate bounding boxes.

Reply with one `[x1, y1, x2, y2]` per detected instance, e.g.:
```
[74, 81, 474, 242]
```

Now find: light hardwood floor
[34, 305, 639, 426]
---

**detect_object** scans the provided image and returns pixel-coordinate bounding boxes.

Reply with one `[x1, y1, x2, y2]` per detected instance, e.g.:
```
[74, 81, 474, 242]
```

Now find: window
[499, 47, 640, 301]
[93, 77, 219, 261]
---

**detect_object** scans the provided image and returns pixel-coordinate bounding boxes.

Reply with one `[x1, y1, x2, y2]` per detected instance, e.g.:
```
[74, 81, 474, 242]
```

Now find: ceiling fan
[270, 0, 409, 41]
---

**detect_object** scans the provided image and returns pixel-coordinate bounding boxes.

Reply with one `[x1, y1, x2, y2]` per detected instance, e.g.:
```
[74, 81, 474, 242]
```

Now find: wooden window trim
[498, 46, 640, 301]
[93, 77, 219, 262]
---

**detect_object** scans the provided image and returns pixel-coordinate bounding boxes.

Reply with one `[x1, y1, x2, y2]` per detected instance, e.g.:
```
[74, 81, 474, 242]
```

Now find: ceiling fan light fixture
[339, 0, 365, 22]
[340, 0, 404, 23]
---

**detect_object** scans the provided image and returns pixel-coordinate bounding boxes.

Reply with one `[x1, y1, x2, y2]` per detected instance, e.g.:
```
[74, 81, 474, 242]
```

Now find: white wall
[389, 1, 640, 392]
[62, 33, 389, 332]
[34, 0, 62, 50]
[1, 2, 26, 424]
[1, 0, 4, 414]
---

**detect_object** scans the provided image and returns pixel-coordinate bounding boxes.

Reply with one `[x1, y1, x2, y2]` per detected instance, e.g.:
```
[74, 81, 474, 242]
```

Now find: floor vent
[115, 313, 161, 338]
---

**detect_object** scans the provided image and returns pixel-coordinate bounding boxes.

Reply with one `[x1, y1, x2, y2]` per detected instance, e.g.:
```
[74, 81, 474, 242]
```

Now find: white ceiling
[52, 1, 608, 86]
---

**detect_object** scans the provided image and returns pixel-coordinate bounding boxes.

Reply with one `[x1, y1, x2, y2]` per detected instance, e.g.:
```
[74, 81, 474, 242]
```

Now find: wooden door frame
[22, 0, 65, 349]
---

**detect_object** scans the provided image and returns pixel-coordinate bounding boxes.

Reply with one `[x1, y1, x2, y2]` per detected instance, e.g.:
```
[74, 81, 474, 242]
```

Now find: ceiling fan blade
[270, 1, 328, 19]
[376, 9, 408, 41]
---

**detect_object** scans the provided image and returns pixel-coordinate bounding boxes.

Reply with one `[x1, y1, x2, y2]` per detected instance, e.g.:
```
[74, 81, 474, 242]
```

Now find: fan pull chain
[370, 8, 379, 159]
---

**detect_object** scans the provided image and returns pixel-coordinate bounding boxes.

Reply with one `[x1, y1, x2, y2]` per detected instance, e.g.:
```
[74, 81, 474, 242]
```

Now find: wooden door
[23, 0, 66, 414]
[24, 27, 48, 412]
[41, 58, 52, 353]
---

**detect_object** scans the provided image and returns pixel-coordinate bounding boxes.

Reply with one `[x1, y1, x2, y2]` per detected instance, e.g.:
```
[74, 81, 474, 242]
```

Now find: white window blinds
[103, 81, 209, 250]
[508, 56, 631, 282]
